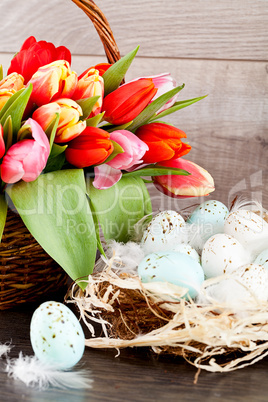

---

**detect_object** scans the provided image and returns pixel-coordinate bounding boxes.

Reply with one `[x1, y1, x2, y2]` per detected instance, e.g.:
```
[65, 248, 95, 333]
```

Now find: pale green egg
[254, 249, 268, 270]
[138, 251, 204, 299]
[30, 301, 85, 369]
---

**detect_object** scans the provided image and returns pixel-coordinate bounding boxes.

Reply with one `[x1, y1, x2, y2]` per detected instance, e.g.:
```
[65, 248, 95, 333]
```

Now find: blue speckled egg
[30, 301, 85, 369]
[254, 249, 268, 270]
[187, 200, 229, 248]
[138, 251, 204, 299]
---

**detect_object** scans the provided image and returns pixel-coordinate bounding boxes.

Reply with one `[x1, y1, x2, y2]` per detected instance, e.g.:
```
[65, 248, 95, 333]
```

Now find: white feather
[230, 197, 267, 215]
[0, 342, 12, 358]
[5, 353, 93, 390]
[106, 240, 145, 274]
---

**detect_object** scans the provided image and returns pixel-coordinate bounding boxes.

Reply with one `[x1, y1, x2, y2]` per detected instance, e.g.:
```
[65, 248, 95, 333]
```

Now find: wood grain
[0, 0, 267, 61]
[1, 305, 268, 401]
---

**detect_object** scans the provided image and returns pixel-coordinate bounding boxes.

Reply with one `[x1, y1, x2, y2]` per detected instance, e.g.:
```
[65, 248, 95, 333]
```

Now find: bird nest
[67, 246, 268, 375]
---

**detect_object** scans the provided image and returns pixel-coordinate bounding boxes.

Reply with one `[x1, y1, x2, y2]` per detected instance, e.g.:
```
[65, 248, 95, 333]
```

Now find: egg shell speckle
[224, 210, 268, 256]
[141, 210, 186, 255]
[230, 263, 268, 301]
[138, 251, 204, 299]
[187, 200, 229, 244]
[254, 249, 268, 270]
[201, 233, 252, 278]
[30, 301, 85, 369]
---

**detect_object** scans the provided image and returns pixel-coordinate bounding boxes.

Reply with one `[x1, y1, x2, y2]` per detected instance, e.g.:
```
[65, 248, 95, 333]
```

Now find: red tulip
[65, 126, 114, 168]
[32, 98, 86, 143]
[102, 78, 157, 125]
[0, 125, 5, 159]
[153, 158, 215, 198]
[135, 122, 191, 163]
[7, 36, 71, 83]
[0, 119, 50, 183]
[28, 60, 77, 107]
[72, 68, 104, 118]
[80, 63, 111, 78]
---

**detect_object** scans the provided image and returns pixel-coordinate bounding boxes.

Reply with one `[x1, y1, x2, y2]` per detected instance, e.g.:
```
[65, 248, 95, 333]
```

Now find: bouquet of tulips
[0, 36, 214, 289]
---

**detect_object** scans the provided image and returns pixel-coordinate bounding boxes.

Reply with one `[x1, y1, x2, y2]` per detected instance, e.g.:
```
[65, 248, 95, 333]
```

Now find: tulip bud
[102, 78, 157, 125]
[80, 63, 111, 78]
[72, 68, 104, 118]
[0, 124, 5, 159]
[28, 60, 78, 107]
[8, 36, 71, 83]
[65, 126, 113, 168]
[1, 118, 50, 183]
[0, 89, 16, 111]
[135, 122, 191, 163]
[0, 72, 24, 92]
[32, 98, 86, 143]
[153, 158, 215, 198]
[129, 73, 178, 114]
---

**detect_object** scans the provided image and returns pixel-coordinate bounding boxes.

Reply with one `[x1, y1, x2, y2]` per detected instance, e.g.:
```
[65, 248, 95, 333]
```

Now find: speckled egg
[141, 210, 186, 255]
[224, 210, 268, 257]
[230, 263, 268, 301]
[254, 249, 268, 270]
[187, 200, 229, 249]
[201, 233, 252, 278]
[138, 251, 204, 299]
[30, 301, 85, 369]
[171, 243, 200, 263]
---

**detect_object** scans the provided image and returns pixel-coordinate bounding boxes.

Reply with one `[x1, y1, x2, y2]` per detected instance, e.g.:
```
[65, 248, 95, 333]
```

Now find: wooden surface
[0, 0, 267, 207]
[0, 302, 268, 401]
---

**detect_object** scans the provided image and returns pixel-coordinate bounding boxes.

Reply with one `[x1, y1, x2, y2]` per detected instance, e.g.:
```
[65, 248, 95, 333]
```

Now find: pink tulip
[1, 118, 50, 183]
[93, 130, 148, 189]
[153, 158, 215, 198]
[72, 68, 104, 118]
[0, 125, 5, 158]
[128, 73, 177, 114]
[28, 60, 78, 107]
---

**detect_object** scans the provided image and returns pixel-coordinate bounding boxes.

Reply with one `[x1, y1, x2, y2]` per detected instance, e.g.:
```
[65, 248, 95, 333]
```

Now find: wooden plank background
[0, 0, 267, 209]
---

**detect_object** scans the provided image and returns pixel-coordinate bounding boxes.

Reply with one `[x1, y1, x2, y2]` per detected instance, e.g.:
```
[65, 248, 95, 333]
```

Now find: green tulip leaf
[0, 85, 32, 137]
[150, 95, 208, 121]
[45, 113, 60, 149]
[0, 87, 28, 122]
[2, 116, 13, 151]
[103, 46, 139, 96]
[76, 96, 100, 119]
[6, 169, 97, 290]
[106, 121, 133, 132]
[102, 140, 124, 164]
[123, 166, 190, 178]
[0, 65, 3, 82]
[0, 194, 7, 243]
[86, 112, 105, 127]
[127, 84, 185, 131]
[44, 151, 66, 173]
[87, 196, 106, 257]
[86, 176, 152, 242]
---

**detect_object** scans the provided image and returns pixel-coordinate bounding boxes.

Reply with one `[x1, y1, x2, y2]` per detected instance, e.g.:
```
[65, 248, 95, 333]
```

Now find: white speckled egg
[187, 200, 229, 245]
[171, 243, 200, 263]
[254, 249, 268, 270]
[138, 251, 204, 299]
[201, 233, 252, 278]
[30, 301, 85, 369]
[224, 210, 268, 257]
[230, 263, 268, 301]
[141, 210, 186, 255]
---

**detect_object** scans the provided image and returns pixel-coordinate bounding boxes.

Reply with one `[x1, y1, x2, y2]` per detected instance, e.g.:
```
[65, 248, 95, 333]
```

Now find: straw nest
[67, 239, 268, 374]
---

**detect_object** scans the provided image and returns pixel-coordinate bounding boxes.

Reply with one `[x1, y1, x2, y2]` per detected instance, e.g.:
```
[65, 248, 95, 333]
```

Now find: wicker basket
[0, 0, 120, 309]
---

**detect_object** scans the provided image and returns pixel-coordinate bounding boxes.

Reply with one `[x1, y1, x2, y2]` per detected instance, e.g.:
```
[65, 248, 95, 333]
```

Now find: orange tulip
[32, 98, 86, 143]
[0, 72, 25, 111]
[102, 78, 157, 125]
[135, 122, 191, 163]
[65, 126, 114, 168]
[28, 60, 78, 107]
[80, 63, 111, 78]
[72, 68, 104, 118]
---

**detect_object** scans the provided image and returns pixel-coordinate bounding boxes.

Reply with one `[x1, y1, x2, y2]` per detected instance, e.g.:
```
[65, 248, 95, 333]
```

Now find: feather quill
[5, 353, 93, 390]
